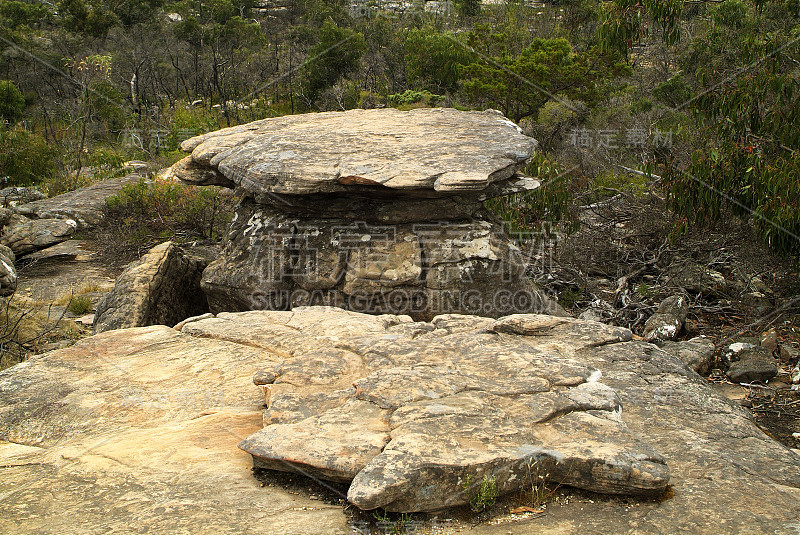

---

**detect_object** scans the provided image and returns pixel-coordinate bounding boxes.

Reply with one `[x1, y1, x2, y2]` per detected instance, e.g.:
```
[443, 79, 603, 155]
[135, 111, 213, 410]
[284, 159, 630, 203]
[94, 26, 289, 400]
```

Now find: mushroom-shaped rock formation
[171, 108, 564, 320]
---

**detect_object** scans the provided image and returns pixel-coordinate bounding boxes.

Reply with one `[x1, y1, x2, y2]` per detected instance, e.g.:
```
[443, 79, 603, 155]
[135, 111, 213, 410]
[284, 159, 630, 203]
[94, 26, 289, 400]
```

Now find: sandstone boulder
[659, 336, 716, 376]
[665, 263, 728, 295]
[642, 294, 689, 342]
[726, 344, 778, 383]
[172, 109, 565, 320]
[201, 200, 565, 320]
[0, 216, 77, 257]
[0, 206, 11, 228]
[93, 241, 209, 333]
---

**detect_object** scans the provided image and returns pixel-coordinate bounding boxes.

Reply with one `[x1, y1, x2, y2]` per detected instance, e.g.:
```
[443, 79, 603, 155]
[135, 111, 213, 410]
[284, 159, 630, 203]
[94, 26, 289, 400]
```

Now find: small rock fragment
[742, 292, 771, 313]
[726, 345, 778, 383]
[659, 336, 715, 376]
[643, 295, 689, 342]
[75, 314, 95, 326]
[760, 329, 778, 353]
[780, 344, 799, 362]
[791, 364, 800, 385]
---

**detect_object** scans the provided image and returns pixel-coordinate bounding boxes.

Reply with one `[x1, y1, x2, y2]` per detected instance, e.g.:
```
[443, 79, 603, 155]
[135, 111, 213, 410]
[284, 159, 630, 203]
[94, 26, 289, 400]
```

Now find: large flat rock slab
[174, 108, 537, 195]
[14, 172, 147, 229]
[232, 312, 668, 511]
[1, 307, 800, 532]
[0, 326, 349, 534]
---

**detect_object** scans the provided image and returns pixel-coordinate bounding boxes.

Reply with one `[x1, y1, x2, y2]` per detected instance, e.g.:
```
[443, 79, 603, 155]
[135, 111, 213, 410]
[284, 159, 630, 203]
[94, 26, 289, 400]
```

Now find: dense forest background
[1, 0, 799, 255]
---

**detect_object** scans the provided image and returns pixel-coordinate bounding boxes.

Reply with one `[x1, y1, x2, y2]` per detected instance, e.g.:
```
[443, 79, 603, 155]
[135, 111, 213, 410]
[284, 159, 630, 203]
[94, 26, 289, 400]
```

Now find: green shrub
[166, 105, 221, 150]
[592, 170, 650, 198]
[462, 474, 499, 513]
[0, 80, 25, 122]
[88, 147, 125, 168]
[712, 0, 748, 28]
[653, 73, 692, 108]
[99, 177, 235, 262]
[90, 79, 127, 133]
[537, 97, 584, 130]
[668, 21, 800, 256]
[370, 510, 416, 533]
[0, 127, 58, 186]
[636, 282, 653, 299]
[387, 89, 443, 109]
[68, 296, 93, 315]
[630, 97, 653, 114]
[404, 27, 473, 94]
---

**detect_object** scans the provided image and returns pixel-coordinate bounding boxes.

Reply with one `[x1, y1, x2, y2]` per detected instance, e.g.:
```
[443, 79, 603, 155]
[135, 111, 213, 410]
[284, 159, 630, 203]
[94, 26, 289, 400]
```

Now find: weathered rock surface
[167, 154, 236, 188]
[761, 328, 779, 352]
[122, 160, 151, 172]
[241, 175, 542, 225]
[726, 343, 779, 383]
[742, 290, 772, 312]
[642, 295, 689, 342]
[0, 216, 77, 256]
[22, 238, 94, 262]
[0, 186, 46, 207]
[2, 307, 800, 532]
[233, 312, 663, 510]
[0, 244, 16, 296]
[14, 172, 147, 229]
[0, 206, 11, 228]
[0, 325, 348, 534]
[659, 336, 716, 376]
[176, 108, 537, 195]
[201, 200, 565, 320]
[665, 263, 728, 295]
[94, 241, 209, 333]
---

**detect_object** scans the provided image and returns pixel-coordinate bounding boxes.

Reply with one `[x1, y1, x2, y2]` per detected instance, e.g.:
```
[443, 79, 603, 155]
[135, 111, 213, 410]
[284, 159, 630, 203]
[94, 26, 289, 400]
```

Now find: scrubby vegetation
[0, 297, 72, 369]
[0, 0, 797, 256]
[98, 177, 236, 263]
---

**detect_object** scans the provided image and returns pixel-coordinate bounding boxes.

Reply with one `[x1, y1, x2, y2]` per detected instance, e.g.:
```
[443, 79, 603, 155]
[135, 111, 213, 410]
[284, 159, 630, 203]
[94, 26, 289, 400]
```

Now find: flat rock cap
[177, 108, 537, 196]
